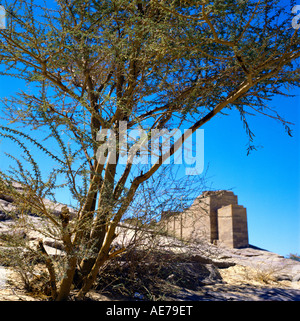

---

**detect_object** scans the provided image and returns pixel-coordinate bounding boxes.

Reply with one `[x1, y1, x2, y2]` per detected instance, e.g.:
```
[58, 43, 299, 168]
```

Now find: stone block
[159, 190, 249, 249]
[217, 204, 248, 248]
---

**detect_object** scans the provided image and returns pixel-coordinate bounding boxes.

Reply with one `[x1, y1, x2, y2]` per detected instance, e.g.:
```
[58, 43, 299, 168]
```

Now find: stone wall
[160, 190, 249, 249]
[217, 204, 248, 248]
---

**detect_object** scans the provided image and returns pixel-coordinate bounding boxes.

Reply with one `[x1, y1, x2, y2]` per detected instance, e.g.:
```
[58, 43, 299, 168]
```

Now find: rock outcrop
[0, 192, 300, 301]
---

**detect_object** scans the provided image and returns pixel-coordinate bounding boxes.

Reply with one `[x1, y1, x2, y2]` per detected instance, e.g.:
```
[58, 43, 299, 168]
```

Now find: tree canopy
[0, 0, 299, 300]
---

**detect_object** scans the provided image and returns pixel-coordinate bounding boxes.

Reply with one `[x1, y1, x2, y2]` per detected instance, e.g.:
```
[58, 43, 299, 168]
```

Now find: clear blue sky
[201, 91, 300, 256]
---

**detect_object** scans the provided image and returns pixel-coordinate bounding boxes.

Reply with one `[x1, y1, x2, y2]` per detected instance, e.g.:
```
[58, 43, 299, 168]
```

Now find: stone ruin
[0, 184, 248, 250]
[160, 190, 249, 249]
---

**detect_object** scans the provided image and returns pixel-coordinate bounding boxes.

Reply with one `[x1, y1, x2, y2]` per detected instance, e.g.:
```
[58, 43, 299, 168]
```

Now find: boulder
[0, 213, 9, 221]
[0, 194, 14, 203]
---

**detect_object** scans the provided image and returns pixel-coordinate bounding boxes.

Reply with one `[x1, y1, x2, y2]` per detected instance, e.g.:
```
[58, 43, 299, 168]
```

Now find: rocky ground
[1, 196, 300, 301]
[1, 235, 300, 301]
[1, 251, 300, 301]
[167, 248, 300, 301]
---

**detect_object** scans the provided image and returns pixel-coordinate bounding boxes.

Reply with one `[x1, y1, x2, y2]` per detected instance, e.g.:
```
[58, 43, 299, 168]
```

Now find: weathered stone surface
[0, 187, 77, 219]
[0, 199, 16, 221]
[0, 194, 14, 203]
[160, 190, 249, 249]
[0, 190, 299, 301]
[43, 238, 65, 251]
[0, 213, 8, 221]
[218, 204, 248, 248]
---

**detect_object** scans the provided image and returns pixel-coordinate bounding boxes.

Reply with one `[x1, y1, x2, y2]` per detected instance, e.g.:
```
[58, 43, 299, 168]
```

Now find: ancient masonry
[160, 190, 249, 248]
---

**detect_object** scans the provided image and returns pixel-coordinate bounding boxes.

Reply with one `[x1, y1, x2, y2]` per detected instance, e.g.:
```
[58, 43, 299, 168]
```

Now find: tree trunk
[75, 224, 116, 300]
[56, 255, 77, 301]
[78, 220, 107, 278]
[78, 153, 118, 278]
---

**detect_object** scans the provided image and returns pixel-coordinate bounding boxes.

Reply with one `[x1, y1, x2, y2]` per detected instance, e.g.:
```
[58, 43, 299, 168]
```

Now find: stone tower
[160, 190, 249, 248]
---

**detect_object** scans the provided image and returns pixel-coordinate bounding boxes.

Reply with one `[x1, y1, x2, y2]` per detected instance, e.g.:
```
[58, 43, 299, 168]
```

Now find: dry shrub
[94, 249, 217, 301]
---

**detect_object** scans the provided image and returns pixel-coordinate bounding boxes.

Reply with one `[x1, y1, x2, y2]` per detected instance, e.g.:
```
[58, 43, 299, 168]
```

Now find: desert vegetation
[0, 0, 299, 300]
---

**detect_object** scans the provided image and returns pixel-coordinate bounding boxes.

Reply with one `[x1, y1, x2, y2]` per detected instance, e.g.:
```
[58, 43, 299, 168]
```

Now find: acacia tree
[0, 0, 299, 300]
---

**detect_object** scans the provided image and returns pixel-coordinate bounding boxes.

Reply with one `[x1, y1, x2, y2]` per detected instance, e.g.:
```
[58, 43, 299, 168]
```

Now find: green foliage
[287, 253, 300, 262]
[0, 0, 299, 300]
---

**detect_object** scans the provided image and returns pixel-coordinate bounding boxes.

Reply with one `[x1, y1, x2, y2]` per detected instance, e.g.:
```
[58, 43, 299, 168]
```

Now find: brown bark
[78, 154, 118, 278]
[56, 206, 78, 301]
[37, 240, 57, 300]
[56, 255, 77, 301]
